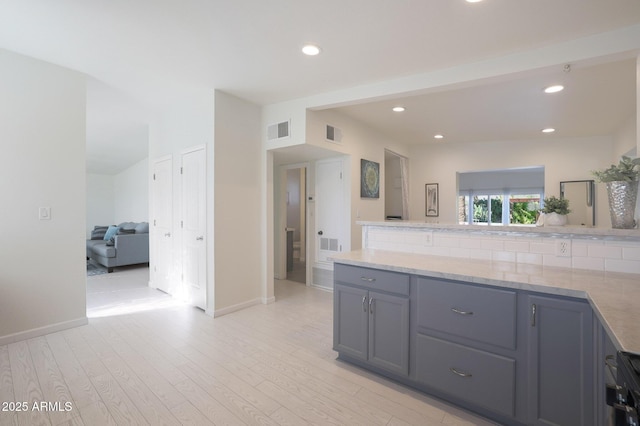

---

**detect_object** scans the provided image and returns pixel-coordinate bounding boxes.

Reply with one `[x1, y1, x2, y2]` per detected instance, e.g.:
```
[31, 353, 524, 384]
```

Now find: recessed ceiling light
[434, 134, 444, 139]
[466, 0, 483, 3]
[542, 128, 555, 133]
[392, 106, 405, 112]
[544, 85, 564, 94]
[302, 44, 321, 56]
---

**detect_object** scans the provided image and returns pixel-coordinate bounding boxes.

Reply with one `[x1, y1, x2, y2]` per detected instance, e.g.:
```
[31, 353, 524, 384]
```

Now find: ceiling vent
[267, 120, 290, 141]
[326, 124, 343, 144]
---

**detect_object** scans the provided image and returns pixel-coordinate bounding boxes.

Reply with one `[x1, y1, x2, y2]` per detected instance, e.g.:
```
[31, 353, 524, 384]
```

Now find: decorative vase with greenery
[541, 196, 571, 226]
[592, 156, 640, 229]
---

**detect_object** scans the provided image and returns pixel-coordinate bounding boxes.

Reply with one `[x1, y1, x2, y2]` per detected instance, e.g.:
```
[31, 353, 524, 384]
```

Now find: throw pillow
[91, 226, 109, 240]
[103, 225, 120, 241]
[117, 229, 136, 235]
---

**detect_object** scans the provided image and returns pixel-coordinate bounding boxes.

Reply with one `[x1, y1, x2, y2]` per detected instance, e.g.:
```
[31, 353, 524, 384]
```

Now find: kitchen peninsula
[330, 221, 640, 426]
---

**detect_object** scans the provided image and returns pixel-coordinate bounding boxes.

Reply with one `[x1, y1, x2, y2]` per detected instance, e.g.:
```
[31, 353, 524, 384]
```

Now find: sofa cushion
[92, 243, 116, 258]
[103, 225, 120, 241]
[91, 226, 109, 240]
[117, 228, 136, 235]
[135, 222, 149, 234]
[118, 222, 137, 231]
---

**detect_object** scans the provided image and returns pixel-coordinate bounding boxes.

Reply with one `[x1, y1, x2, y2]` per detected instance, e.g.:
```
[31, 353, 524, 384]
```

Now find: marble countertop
[357, 220, 640, 241]
[331, 249, 640, 353]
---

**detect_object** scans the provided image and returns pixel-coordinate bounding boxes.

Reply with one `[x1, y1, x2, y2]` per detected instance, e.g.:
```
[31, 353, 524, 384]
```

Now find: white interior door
[181, 147, 206, 309]
[316, 158, 344, 264]
[151, 156, 173, 294]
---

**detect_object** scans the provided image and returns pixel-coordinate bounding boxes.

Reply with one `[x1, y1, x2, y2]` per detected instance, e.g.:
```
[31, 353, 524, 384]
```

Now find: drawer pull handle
[362, 296, 367, 312]
[449, 367, 472, 378]
[361, 277, 376, 282]
[451, 307, 474, 316]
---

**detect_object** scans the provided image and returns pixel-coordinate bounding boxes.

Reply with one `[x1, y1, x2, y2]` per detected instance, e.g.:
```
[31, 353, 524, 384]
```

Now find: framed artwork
[425, 183, 439, 216]
[361, 159, 380, 198]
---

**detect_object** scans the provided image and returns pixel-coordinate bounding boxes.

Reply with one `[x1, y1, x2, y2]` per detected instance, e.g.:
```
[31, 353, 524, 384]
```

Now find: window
[457, 167, 544, 226]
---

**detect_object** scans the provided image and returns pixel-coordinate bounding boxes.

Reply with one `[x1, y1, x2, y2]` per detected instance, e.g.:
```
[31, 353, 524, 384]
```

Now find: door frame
[276, 162, 309, 284]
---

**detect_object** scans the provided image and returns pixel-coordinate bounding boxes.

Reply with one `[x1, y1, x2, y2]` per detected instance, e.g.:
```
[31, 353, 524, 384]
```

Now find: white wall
[86, 173, 115, 235]
[408, 136, 615, 227]
[114, 157, 149, 223]
[148, 88, 216, 311]
[214, 91, 263, 312]
[306, 109, 410, 250]
[0, 50, 87, 343]
[86, 158, 149, 236]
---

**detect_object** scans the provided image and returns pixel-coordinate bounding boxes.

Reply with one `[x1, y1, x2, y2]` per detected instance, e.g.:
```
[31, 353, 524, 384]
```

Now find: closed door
[528, 295, 594, 426]
[152, 156, 173, 294]
[315, 158, 344, 264]
[181, 147, 206, 309]
[368, 291, 410, 376]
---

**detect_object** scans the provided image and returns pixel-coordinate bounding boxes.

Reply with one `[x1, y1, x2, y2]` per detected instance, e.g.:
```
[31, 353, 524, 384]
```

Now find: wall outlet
[555, 239, 572, 257]
[424, 231, 433, 247]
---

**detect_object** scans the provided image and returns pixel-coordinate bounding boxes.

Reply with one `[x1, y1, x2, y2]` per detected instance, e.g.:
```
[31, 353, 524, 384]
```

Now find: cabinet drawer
[416, 334, 516, 418]
[335, 264, 410, 296]
[416, 277, 516, 349]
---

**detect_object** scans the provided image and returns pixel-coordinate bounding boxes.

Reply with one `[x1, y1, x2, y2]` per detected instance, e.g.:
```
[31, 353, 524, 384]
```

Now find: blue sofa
[86, 222, 149, 272]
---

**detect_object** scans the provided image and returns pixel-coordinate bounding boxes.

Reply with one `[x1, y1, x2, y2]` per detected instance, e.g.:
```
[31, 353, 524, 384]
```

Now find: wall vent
[320, 237, 340, 252]
[326, 124, 343, 144]
[267, 120, 290, 141]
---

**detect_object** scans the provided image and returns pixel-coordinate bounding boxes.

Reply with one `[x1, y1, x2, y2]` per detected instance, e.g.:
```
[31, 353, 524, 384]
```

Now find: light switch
[39, 207, 51, 220]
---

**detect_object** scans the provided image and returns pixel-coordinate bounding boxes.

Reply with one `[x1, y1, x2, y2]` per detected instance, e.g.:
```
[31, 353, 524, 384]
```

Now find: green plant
[591, 156, 640, 182]
[542, 196, 571, 215]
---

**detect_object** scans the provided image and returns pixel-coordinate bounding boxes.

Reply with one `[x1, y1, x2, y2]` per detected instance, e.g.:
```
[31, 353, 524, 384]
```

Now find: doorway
[385, 150, 409, 220]
[285, 166, 307, 284]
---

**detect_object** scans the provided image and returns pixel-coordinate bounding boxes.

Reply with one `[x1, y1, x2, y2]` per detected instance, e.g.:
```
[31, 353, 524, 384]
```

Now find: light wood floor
[1, 274, 497, 426]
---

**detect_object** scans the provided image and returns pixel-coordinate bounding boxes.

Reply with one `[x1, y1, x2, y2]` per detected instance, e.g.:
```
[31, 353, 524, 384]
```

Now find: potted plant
[541, 196, 571, 226]
[592, 156, 640, 229]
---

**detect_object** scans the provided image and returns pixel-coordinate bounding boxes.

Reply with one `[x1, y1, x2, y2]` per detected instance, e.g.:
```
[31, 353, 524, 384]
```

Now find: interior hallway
[0, 271, 495, 426]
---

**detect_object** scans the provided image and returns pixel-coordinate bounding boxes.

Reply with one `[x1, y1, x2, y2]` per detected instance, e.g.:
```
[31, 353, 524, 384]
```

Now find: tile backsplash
[363, 225, 640, 274]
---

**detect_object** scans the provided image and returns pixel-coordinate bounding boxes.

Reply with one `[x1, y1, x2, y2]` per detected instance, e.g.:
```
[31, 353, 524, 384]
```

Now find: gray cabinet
[414, 276, 520, 421]
[527, 294, 594, 426]
[333, 264, 410, 376]
[596, 323, 617, 426]
[333, 262, 600, 426]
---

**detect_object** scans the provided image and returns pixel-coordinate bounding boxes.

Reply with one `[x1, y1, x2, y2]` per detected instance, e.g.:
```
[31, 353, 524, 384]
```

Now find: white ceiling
[333, 59, 638, 145]
[1, 0, 640, 172]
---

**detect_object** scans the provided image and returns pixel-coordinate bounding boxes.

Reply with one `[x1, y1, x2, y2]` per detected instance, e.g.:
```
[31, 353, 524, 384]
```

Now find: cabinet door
[528, 295, 594, 426]
[368, 291, 410, 376]
[333, 284, 369, 361]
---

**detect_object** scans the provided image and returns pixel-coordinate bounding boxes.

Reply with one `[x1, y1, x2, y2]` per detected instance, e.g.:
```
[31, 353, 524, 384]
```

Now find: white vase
[544, 212, 567, 226]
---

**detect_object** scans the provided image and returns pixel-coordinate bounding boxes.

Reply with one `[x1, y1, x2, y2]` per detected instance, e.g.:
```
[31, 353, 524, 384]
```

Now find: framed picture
[425, 183, 439, 217]
[361, 159, 380, 198]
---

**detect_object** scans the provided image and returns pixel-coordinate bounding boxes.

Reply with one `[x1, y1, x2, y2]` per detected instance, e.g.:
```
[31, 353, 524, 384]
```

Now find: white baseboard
[0, 317, 88, 346]
[310, 283, 334, 293]
[212, 298, 261, 318]
[262, 296, 276, 304]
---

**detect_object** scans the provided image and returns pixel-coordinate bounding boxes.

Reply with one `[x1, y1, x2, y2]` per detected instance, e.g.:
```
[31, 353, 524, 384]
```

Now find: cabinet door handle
[361, 277, 376, 282]
[531, 303, 537, 327]
[451, 307, 474, 316]
[369, 298, 374, 314]
[362, 296, 367, 312]
[449, 367, 472, 378]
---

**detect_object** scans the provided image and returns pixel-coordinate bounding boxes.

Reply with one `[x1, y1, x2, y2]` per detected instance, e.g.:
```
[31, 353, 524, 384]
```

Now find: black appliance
[607, 351, 640, 425]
